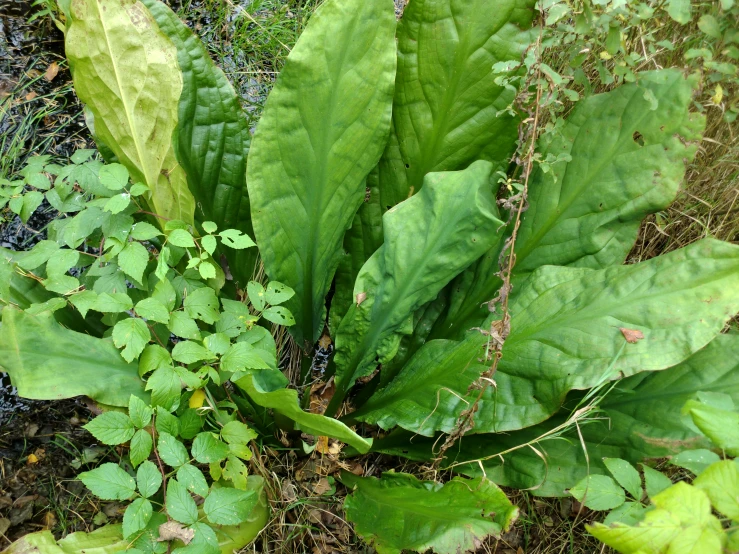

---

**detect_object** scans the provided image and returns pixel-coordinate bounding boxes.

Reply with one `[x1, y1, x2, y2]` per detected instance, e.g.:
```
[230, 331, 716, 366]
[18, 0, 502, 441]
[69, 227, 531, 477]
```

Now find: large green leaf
[65, 0, 195, 225]
[233, 372, 372, 454]
[351, 333, 488, 436]
[448, 334, 739, 497]
[246, 0, 397, 347]
[342, 472, 517, 554]
[472, 238, 739, 433]
[376, 0, 534, 210]
[2, 525, 128, 554]
[0, 307, 146, 407]
[140, 0, 256, 282]
[434, 69, 705, 338]
[332, 0, 534, 332]
[329, 161, 506, 413]
[515, 69, 704, 274]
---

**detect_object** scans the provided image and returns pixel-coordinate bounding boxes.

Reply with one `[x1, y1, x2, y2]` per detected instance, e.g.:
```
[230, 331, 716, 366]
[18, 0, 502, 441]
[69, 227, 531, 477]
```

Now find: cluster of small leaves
[492, 0, 738, 159]
[581, 392, 739, 553]
[3, 152, 298, 551]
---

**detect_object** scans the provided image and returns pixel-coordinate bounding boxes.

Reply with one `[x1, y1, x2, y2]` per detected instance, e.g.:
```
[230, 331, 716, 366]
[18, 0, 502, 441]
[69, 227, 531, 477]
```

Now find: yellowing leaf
[189, 388, 206, 408]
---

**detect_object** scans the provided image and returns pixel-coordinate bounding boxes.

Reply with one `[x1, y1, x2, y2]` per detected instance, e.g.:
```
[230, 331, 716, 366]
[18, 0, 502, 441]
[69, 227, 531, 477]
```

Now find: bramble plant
[0, 0, 738, 552]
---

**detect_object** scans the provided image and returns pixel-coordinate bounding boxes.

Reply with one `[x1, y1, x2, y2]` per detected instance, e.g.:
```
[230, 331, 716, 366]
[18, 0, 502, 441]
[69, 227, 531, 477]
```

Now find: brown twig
[434, 31, 545, 464]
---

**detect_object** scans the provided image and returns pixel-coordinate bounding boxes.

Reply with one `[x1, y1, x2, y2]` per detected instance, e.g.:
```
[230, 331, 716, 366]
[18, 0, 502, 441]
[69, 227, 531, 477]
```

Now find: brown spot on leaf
[619, 328, 644, 343]
[355, 292, 367, 306]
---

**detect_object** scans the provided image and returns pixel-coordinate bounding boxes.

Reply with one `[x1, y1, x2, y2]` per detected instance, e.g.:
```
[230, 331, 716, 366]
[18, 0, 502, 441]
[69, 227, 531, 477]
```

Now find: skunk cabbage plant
[1, 0, 738, 551]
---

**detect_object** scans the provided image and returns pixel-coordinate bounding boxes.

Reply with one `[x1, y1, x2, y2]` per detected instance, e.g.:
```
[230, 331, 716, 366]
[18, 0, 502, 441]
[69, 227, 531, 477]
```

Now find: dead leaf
[44, 62, 59, 82]
[158, 521, 195, 544]
[348, 462, 364, 476]
[355, 292, 367, 306]
[315, 436, 331, 454]
[312, 478, 331, 496]
[619, 327, 644, 343]
[0, 517, 10, 536]
[25, 91, 37, 102]
[42, 511, 57, 530]
[25, 423, 39, 438]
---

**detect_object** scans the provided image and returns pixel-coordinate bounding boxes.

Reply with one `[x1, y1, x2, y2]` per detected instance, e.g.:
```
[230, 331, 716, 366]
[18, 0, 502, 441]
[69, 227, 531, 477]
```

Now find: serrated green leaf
[693, 460, 739, 521]
[84, 411, 135, 445]
[130, 429, 153, 468]
[69, 290, 98, 318]
[222, 455, 249, 490]
[603, 502, 649, 527]
[588, 482, 722, 554]
[642, 465, 672, 498]
[201, 234, 217, 255]
[203, 487, 257, 526]
[220, 342, 273, 374]
[104, 193, 131, 214]
[65, 0, 195, 224]
[20, 191, 44, 223]
[131, 222, 161, 241]
[135, 297, 170, 324]
[184, 287, 220, 324]
[113, 318, 151, 363]
[155, 407, 180, 437]
[79, 463, 136, 500]
[261, 306, 295, 326]
[569, 475, 625, 511]
[0, 307, 145, 407]
[158, 432, 189, 468]
[136, 460, 162, 498]
[93, 292, 133, 313]
[343, 473, 517, 554]
[166, 479, 198, 525]
[118, 242, 149, 283]
[15, 240, 60, 270]
[169, 311, 202, 340]
[99, 163, 129, 191]
[123, 498, 153, 539]
[198, 261, 216, 280]
[220, 421, 257, 446]
[146, 365, 181, 411]
[139, 344, 172, 377]
[603, 458, 642, 501]
[246, 0, 396, 347]
[172, 341, 216, 364]
[689, 403, 739, 456]
[168, 229, 196, 248]
[669, 450, 721, 476]
[177, 464, 209, 497]
[191, 432, 230, 464]
[178, 409, 203, 440]
[217, 229, 255, 250]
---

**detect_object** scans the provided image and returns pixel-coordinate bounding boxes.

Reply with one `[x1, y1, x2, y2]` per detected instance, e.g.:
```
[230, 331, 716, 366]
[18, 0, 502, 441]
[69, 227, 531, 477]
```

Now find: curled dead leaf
[312, 478, 331, 496]
[25, 91, 37, 102]
[158, 521, 195, 544]
[355, 292, 367, 306]
[619, 327, 644, 343]
[44, 62, 59, 82]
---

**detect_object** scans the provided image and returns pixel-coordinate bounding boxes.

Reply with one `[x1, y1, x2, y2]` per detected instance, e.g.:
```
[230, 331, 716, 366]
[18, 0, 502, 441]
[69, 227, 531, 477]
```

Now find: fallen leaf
[0, 517, 10, 536]
[25, 91, 37, 101]
[619, 327, 644, 343]
[355, 292, 367, 306]
[315, 436, 330, 454]
[26, 454, 38, 465]
[158, 521, 195, 544]
[42, 511, 57, 530]
[44, 62, 59, 82]
[348, 462, 364, 476]
[312, 478, 331, 496]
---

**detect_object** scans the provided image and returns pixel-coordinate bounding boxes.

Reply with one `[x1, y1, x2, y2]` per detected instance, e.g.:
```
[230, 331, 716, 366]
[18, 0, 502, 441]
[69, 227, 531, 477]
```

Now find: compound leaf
[203, 487, 258, 526]
[79, 463, 137, 501]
